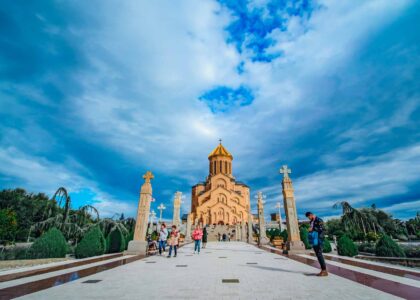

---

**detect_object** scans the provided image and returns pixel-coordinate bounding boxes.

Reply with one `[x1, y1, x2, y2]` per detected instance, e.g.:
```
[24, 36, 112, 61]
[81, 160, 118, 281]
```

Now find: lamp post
[149, 210, 156, 233]
[157, 203, 166, 223]
[275, 202, 284, 231]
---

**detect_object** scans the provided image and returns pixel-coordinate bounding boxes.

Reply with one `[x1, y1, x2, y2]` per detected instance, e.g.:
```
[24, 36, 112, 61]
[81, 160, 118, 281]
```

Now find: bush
[106, 228, 126, 253]
[323, 240, 332, 253]
[337, 235, 358, 257]
[280, 229, 288, 241]
[0, 246, 30, 260]
[0, 209, 18, 244]
[358, 242, 375, 254]
[299, 227, 311, 249]
[27, 228, 67, 259]
[375, 235, 405, 257]
[366, 232, 379, 242]
[75, 226, 106, 259]
[403, 246, 420, 258]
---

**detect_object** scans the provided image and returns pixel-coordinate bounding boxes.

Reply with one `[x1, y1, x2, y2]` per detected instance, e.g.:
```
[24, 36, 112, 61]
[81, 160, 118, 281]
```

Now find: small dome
[208, 142, 233, 159]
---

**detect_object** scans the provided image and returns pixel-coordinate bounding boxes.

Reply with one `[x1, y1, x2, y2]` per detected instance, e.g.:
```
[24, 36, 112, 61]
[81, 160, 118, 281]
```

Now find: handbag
[308, 231, 319, 246]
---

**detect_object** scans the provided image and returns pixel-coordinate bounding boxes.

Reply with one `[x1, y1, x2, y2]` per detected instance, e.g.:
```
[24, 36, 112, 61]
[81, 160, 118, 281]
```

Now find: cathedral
[191, 142, 250, 226]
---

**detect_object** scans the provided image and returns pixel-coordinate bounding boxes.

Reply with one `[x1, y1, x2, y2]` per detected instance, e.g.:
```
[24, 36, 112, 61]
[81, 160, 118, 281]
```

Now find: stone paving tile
[19, 242, 401, 300]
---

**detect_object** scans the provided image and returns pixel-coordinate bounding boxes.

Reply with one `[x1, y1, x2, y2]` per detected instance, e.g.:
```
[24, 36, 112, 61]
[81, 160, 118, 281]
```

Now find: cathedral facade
[191, 142, 250, 225]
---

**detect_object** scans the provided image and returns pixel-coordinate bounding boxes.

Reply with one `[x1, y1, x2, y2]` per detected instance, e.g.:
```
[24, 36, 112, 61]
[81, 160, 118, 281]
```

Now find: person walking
[306, 212, 328, 276]
[158, 223, 168, 256]
[192, 225, 203, 254]
[202, 226, 208, 249]
[167, 225, 179, 258]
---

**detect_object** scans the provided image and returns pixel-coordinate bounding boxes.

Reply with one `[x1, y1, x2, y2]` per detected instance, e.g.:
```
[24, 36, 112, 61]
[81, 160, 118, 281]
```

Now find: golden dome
[208, 142, 233, 159]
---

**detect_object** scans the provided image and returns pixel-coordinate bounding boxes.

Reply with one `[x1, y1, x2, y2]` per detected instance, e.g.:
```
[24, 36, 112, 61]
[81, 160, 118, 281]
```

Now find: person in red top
[192, 225, 203, 254]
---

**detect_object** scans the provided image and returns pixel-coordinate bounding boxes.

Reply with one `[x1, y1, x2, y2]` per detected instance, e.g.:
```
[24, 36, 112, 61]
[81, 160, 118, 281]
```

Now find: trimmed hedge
[27, 228, 67, 259]
[323, 240, 332, 253]
[337, 235, 358, 257]
[106, 228, 126, 253]
[299, 227, 311, 249]
[375, 234, 405, 257]
[75, 226, 106, 259]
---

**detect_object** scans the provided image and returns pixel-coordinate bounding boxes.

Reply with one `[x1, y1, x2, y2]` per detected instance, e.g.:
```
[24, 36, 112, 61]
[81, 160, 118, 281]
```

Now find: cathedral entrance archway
[218, 221, 225, 225]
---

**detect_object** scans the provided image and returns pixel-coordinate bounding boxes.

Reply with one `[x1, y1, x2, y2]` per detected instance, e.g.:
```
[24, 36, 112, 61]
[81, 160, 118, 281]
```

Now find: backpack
[308, 231, 319, 246]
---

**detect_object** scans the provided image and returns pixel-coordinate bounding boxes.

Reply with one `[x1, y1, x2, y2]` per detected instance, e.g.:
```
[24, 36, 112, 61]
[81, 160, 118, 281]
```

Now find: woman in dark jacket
[202, 226, 208, 248]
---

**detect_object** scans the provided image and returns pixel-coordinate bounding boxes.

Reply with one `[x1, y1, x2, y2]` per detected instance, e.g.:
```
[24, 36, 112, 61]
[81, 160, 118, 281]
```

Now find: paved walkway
[20, 242, 400, 300]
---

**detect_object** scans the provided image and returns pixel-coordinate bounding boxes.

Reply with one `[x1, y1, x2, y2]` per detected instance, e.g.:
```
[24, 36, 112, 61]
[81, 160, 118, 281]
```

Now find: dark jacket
[310, 216, 325, 240]
[202, 227, 208, 243]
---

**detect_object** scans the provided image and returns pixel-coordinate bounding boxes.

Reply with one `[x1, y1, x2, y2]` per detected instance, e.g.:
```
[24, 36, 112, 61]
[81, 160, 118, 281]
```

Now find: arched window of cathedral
[225, 161, 227, 174]
[219, 161, 222, 173]
[213, 161, 216, 174]
[228, 163, 231, 174]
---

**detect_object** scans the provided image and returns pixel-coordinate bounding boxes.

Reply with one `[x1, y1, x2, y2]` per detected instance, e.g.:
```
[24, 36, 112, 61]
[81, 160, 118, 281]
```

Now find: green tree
[375, 234, 405, 257]
[325, 218, 345, 238]
[0, 209, 18, 243]
[75, 226, 106, 259]
[27, 228, 67, 259]
[106, 228, 126, 253]
[299, 226, 311, 249]
[337, 235, 358, 257]
[323, 240, 332, 253]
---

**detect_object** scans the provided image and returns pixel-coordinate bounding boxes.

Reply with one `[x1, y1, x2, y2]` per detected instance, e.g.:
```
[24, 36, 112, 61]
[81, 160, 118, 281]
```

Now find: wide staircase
[205, 225, 237, 241]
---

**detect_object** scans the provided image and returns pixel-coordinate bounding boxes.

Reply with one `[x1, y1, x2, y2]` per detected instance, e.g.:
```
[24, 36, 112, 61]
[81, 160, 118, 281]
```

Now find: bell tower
[208, 139, 233, 177]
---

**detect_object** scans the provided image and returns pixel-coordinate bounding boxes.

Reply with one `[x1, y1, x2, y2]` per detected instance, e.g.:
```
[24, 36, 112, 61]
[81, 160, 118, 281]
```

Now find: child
[167, 225, 180, 258]
[192, 225, 203, 254]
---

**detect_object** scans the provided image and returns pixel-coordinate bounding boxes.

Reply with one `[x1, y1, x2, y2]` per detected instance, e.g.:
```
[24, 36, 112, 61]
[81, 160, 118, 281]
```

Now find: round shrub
[323, 240, 332, 253]
[106, 228, 126, 253]
[299, 227, 311, 249]
[375, 234, 405, 257]
[337, 235, 358, 257]
[75, 226, 106, 259]
[27, 228, 67, 259]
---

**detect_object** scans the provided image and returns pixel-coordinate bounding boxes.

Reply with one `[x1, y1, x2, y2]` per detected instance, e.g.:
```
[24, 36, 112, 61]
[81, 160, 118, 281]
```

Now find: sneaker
[317, 270, 328, 277]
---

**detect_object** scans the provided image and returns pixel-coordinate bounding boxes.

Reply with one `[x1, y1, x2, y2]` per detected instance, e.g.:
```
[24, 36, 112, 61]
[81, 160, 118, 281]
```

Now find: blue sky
[0, 0, 419, 221]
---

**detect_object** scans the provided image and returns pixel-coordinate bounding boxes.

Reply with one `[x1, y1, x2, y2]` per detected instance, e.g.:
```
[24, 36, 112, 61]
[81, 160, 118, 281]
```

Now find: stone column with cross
[185, 213, 192, 242]
[280, 165, 305, 253]
[126, 171, 154, 255]
[247, 211, 254, 243]
[241, 220, 247, 242]
[172, 191, 182, 229]
[257, 192, 269, 245]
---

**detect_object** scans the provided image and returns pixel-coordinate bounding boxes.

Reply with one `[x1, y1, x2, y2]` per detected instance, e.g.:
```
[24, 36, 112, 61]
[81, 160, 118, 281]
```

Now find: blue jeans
[194, 240, 201, 253]
[159, 240, 166, 254]
[168, 245, 177, 257]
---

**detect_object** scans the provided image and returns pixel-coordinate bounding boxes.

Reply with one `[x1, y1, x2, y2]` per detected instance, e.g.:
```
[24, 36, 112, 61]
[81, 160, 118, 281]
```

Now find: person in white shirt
[158, 223, 168, 255]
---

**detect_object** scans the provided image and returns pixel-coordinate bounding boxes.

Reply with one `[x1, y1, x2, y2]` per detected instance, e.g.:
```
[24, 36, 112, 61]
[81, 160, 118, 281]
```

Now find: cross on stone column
[157, 203, 166, 222]
[279, 165, 291, 178]
[143, 171, 154, 183]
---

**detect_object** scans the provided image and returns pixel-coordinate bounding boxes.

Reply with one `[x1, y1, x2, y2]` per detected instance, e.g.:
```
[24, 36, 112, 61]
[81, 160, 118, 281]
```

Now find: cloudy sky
[1, 0, 419, 220]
